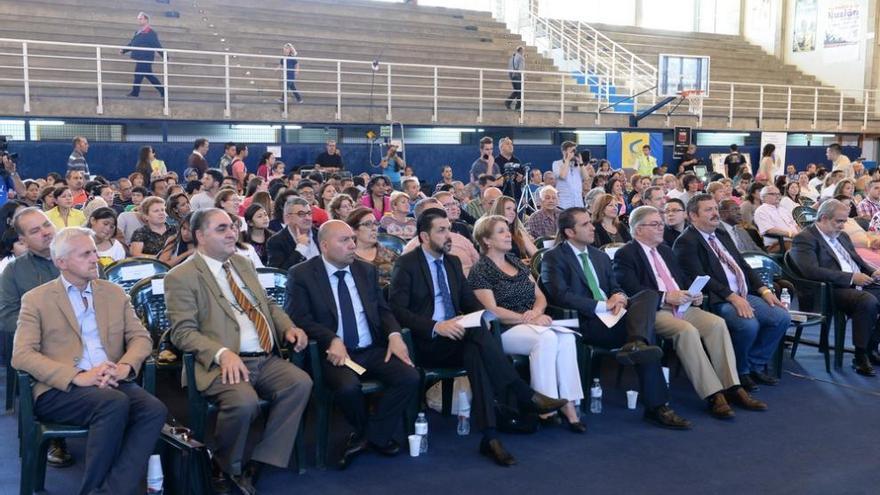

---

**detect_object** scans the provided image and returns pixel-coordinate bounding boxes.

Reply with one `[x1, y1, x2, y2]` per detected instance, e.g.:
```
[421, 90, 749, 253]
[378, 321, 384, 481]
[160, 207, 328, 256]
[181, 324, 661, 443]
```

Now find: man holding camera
[379, 143, 406, 188]
[553, 141, 587, 209]
[495, 137, 523, 200]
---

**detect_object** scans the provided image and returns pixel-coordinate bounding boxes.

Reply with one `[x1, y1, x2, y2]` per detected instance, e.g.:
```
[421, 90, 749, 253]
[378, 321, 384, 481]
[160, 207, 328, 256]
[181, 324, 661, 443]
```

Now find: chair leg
[20, 434, 35, 495]
[789, 324, 804, 359]
[819, 319, 831, 373]
[5, 364, 15, 412]
[35, 436, 50, 492]
[578, 345, 592, 414]
[834, 316, 847, 369]
[295, 416, 306, 474]
[440, 378, 454, 417]
[315, 396, 330, 469]
[772, 337, 784, 379]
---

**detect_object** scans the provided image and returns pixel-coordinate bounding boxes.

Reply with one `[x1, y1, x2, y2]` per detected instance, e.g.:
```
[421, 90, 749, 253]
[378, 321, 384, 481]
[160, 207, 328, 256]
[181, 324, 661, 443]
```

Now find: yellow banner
[621, 132, 650, 170]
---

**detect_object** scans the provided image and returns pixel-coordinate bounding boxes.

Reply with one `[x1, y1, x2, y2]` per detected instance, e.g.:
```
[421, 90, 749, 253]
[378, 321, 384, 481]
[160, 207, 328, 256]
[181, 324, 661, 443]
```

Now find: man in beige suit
[13, 227, 166, 495]
[166, 208, 311, 495]
[612, 207, 768, 419]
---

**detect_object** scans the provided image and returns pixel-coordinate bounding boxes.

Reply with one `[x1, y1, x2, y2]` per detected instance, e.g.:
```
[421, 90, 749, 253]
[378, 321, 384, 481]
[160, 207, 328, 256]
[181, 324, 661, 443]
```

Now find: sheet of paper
[344, 358, 366, 375]
[551, 319, 579, 328]
[266, 145, 282, 158]
[150, 279, 165, 295]
[745, 257, 763, 269]
[456, 310, 486, 329]
[596, 308, 626, 328]
[678, 275, 711, 313]
[521, 324, 582, 336]
[119, 264, 156, 281]
[258, 272, 276, 289]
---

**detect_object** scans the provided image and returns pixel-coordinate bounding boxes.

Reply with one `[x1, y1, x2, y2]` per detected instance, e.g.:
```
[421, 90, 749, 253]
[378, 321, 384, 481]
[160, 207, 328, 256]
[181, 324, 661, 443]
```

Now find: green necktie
[578, 252, 606, 301]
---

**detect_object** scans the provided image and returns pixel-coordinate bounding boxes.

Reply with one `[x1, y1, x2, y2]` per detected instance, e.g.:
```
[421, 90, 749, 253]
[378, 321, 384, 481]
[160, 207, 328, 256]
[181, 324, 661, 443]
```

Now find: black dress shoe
[738, 373, 759, 393]
[528, 392, 568, 414]
[852, 355, 877, 377]
[615, 341, 663, 366]
[560, 415, 587, 434]
[211, 462, 234, 495]
[231, 461, 261, 495]
[46, 439, 73, 468]
[643, 405, 692, 430]
[368, 439, 401, 456]
[479, 438, 517, 467]
[868, 349, 880, 365]
[749, 370, 779, 386]
[337, 433, 367, 470]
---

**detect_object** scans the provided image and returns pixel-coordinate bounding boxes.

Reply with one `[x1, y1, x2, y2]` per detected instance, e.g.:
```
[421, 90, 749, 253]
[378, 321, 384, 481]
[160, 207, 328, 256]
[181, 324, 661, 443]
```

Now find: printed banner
[605, 132, 663, 171]
[792, 0, 818, 52]
[824, 0, 860, 48]
[760, 132, 788, 179]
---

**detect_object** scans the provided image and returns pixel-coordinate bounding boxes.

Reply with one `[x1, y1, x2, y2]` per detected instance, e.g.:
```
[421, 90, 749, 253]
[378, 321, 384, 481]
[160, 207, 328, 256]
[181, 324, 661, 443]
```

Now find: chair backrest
[530, 247, 548, 280]
[129, 273, 169, 347]
[534, 236, 557, 250]
[799, 197, 816, 208]
[600, 242, 626, 260]
[376, 233, 406, 255]
[794, 207, 817, 228]
[256, 267, 289, 307]
[741, 251, 783, 289]
[104, 257, 171, 293]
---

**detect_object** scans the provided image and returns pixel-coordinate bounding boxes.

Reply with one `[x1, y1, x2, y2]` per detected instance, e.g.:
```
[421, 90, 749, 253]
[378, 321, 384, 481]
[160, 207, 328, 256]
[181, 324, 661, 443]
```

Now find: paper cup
[408, 434, 421, 457]
[662, 366, 670, 385]
[626, 390, 639, 410]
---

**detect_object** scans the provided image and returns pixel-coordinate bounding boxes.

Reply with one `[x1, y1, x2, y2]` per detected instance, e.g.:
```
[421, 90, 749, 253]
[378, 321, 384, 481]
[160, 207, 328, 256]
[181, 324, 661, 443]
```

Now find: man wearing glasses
[662, 199, 687, 247]
[753, 186, 800, 253]
[613, 206, 767, 420]
[433, 191, 474, 241]
[267, 197, 321, 271]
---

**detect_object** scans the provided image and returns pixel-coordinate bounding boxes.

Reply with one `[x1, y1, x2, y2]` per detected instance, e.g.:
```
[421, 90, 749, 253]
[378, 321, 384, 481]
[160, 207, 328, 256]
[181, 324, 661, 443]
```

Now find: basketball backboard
[657, 54, 710, 97]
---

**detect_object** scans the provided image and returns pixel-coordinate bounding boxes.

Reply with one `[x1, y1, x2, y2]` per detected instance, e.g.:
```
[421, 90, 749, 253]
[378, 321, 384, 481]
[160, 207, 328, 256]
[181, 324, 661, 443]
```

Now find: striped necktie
[223, 262, 272, 353]
[707, 234, 748, 298]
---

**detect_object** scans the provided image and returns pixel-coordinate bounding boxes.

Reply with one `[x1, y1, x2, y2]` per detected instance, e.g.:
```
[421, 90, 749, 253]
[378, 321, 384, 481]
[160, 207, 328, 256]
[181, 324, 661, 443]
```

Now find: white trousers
[501, 325, 584, 402]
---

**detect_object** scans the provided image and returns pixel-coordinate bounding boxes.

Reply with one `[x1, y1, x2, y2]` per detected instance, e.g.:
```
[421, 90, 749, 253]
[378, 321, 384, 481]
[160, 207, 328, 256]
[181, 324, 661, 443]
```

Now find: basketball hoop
[680, 90, 704, 115]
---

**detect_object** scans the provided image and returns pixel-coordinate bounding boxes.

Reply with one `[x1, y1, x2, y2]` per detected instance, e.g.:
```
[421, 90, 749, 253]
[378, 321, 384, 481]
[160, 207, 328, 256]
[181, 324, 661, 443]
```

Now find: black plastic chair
[183, 350, 307, 473]
[377, 233, 406, 256]
[308, 332, 417, 469]
[103, 257, 171, 293]
[794, 208, 817, 228]
[18, 360, 156, 495]
[741, 251, 827, 375]
[783, 251, 839, 372]
[5, 331, 14, 412]
[256, 267, 289, 307]
[534, 236, 557, 250]
[129, 274, 170, 349]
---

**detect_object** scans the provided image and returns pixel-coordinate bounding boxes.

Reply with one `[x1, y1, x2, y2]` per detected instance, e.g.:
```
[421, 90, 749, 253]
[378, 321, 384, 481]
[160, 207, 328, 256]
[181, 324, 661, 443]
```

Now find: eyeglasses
[638, 222, 664, 229]
[358, 220, 379, 229]
[665, 208, 684, 214]
[292, 210, 312, 218]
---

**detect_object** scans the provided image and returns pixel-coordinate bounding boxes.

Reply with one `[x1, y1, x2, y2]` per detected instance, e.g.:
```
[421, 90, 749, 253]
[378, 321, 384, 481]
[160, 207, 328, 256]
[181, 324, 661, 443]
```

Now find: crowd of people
[5, 132, 880, 495]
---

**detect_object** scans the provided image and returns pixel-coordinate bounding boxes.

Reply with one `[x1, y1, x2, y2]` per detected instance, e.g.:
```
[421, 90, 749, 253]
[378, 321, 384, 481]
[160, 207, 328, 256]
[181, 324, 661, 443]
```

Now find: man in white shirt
[820, 170, 844, 199]
[827, 143, 853, 179]
[753, 186, 799, 252]
[552, 141, 586, 209]
[190, 169, 223, 211]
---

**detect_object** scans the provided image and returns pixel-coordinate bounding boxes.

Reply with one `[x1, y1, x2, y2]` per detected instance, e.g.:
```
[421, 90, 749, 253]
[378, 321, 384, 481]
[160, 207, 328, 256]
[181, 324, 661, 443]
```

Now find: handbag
[158, 424, 213, 495]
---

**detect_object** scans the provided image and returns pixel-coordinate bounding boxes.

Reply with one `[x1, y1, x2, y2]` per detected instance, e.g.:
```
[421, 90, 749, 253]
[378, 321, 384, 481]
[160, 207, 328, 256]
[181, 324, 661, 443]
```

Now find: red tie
[650, 248, 681, 317]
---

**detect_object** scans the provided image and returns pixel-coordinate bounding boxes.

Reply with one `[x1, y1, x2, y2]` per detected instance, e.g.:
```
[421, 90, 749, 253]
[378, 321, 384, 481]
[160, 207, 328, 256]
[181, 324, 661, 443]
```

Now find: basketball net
[680, 90, 704, 115]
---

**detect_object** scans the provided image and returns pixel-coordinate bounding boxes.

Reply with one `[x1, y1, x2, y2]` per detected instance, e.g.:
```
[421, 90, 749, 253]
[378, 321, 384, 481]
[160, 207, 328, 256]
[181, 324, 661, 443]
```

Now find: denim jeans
[712, 294, 790, 374]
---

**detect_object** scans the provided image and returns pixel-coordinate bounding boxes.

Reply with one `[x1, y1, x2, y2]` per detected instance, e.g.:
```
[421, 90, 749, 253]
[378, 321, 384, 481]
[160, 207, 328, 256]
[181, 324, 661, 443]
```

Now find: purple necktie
[708, 234, 748, 298]
[650, 248, 681, 317]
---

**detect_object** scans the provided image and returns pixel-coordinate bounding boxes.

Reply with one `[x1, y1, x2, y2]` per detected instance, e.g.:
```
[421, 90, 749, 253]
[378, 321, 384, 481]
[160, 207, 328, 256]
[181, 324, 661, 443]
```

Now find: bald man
[285, 220, 419, 469]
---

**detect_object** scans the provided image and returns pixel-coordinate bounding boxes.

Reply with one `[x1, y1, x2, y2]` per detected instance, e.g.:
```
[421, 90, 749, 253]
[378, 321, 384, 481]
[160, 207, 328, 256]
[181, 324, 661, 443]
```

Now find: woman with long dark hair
[256, 152, 275, 180]
[242, 203, 275, 264]
[89, 207, 127, 267]
[360, 175, 392, 221]
[159, 212, 195, 266]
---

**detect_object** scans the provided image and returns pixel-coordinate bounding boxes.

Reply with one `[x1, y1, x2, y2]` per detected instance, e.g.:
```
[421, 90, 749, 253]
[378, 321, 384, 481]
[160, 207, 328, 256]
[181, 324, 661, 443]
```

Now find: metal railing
[0, 38, 876, 130]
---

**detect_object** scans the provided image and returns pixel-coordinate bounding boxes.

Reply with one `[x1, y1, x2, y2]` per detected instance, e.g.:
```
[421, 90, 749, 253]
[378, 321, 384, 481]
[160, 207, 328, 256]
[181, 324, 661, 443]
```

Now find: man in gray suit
[166, 208, 312, 495]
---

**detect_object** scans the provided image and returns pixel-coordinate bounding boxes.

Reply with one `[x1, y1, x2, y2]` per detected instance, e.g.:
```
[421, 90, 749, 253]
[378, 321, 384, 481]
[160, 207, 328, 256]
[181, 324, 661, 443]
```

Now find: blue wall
[5, 141, 859, 184]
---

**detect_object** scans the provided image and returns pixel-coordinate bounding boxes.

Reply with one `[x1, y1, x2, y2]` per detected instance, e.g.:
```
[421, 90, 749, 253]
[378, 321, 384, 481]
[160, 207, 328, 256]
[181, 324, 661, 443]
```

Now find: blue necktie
[334, 271, 359, 349]
[434, 259, 456, 321]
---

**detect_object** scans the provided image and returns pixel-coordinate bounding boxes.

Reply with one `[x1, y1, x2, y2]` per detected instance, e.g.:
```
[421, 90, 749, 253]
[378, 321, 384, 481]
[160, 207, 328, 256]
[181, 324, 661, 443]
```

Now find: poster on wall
[824, 0, 860, 48]
[792, 0, 818, 52]
[605, 132, 663, 171]
[673, 126, 691, 159]
[760, 132, 788, 179]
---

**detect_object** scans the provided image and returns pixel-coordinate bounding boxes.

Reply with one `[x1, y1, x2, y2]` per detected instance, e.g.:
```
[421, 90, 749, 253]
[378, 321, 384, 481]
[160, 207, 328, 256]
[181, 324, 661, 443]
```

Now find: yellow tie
[223, 262, 272, 353]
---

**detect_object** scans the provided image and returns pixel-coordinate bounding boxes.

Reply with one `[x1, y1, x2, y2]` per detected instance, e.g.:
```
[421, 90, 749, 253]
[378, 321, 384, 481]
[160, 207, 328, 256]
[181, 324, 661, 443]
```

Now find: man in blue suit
[121, 12, 165, 98]
[540, 207, 692, 429]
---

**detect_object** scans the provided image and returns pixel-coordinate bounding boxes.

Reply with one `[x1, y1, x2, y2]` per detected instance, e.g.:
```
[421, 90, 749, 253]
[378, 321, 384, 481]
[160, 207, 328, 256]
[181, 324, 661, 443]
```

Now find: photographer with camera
[469, 137, 501, 188]
[552, 141, 586, 209]
[495, 137, 524, 200]
[679, 144, 700, 173]
[0, 151, 26, 208]
[379, 142, 406, 188]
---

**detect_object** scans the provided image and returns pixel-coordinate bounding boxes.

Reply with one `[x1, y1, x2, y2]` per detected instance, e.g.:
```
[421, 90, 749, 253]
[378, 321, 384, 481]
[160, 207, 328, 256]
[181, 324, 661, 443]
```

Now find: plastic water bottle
[780, 288, 791, 310]
[456, 391, 470, 436]
[146, 454, 164, 494]
[415, 412, 429, 453]
[590, 378, 603, 414]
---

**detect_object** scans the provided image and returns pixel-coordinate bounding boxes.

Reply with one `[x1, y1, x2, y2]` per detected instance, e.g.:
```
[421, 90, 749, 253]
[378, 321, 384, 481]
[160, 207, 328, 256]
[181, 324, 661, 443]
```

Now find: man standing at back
[553, 141, 586, 209]
[188, 138, 210, 176]
[166, 208, 312, 494]
[827, 143, 853, 179]
[505, 46, 524, 110]
[67, 136, 90, 176]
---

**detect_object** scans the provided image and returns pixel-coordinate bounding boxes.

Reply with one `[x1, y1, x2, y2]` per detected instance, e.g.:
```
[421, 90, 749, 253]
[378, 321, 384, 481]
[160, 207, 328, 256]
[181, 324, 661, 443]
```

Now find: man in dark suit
[540, 207, 691, 429]
[673, 194, 790, 391]
[121, 12, 165, 98]
[286, 220, 419, 468]
[390, 208, 567, 467]
[613, 206, 767, 419]
[789, 199, 880, 376]
[187, 138, 210, 177]
[267, 197, 320, 271]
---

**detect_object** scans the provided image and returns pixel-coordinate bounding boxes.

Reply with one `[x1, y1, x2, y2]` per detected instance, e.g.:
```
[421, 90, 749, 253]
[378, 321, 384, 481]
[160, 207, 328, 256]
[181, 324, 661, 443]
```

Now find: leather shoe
[337, 433, 367, 470]
[707, 392, 735, 419]
[868, 349, 880, 365]
[528, 392, 568, 414]
[231, 460, 261, 495]
[368, 439, 401, 457]
[749, 370, 779, 386]
[46, 439, 73, 468]
[560, 415, 587, 434]
[538, 414, 562, 426]
[615, 340, 663, 366]
[725, 386, 768, 411]
[211, 461, 234, 495]
[643, 405, 692, 430]
[852, 355, 877, 377]
[479, 438, 517, 467]
[738, 373, 759, 393]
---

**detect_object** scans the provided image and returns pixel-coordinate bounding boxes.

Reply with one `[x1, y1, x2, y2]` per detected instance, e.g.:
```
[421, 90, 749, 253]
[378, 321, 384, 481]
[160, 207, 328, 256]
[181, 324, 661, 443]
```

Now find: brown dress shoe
[708, 392, 735, 419]
[726, 386, 768, 411]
